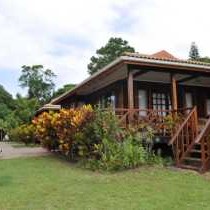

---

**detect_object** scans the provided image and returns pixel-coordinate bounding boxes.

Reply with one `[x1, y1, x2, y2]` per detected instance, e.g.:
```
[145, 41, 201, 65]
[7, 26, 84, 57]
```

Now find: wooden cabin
[47, 50, 210, 172]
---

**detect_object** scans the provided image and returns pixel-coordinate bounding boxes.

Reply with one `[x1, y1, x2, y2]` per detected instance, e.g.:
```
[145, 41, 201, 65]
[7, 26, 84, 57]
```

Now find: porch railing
[108, 107, 192, 137]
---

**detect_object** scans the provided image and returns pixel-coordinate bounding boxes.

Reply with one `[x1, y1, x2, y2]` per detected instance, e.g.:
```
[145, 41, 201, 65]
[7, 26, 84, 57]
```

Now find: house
[38, 50, 210, 172]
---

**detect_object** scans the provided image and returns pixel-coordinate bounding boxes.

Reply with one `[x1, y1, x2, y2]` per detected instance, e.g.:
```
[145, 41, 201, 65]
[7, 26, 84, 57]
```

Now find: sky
[0, 0, 210, 97]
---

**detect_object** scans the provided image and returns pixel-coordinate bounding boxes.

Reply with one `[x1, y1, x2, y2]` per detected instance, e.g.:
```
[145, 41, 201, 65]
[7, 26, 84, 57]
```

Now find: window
[138, 89, 147, 116]
[152, 91, 171, 116]
[99, 92, 116, 109]
[152, 92, 171, 110]
[185, 92, 193, 108]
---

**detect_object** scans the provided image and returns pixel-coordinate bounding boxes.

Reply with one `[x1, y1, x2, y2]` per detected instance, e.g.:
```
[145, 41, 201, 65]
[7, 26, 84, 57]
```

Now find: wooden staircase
[168, 107, 210, 172]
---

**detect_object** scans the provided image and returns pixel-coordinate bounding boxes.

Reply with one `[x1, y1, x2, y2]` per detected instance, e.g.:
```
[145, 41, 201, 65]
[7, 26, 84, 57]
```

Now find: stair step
[183, 157, 201, 162]
[179, 164, 200, 171]
[190, 149, 201, 153]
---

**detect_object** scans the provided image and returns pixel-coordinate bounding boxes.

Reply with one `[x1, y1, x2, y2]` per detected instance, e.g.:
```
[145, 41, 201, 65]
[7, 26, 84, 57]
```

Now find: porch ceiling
[134, 71, 186, 83]
[134, 70, 210, 87]
[181, 76, 210, 87]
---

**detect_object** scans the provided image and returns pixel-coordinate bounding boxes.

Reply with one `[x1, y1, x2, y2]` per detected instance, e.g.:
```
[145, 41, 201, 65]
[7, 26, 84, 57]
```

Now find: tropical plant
[33, 105, 93, 154]
[9, 124, 37, 145]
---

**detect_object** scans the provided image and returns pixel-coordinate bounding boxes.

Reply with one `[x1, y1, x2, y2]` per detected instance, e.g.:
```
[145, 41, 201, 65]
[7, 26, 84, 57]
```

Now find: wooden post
[171, 74, 178, 111]
[127, 68, 134, 124]
[128, 69, 134, 109]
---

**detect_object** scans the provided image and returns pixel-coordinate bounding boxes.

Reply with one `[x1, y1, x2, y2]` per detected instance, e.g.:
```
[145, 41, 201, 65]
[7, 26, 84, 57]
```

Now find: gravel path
[0, 142, 50, 160]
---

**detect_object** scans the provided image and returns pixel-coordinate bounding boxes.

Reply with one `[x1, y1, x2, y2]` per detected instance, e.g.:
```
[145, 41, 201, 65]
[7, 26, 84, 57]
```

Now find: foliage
[9, 124, 37, 145]
[19, 65, 56, 103]
[0, 84, 40, 132]
[163, 113, 182, 133]
[33, 106, 162, 171]
[0, 84, 15, 110]
[0, 84, 15, 125]
[83, 111, 159, 171]
[33, 105, 93, 152]
[52, 83, 76, 99]
[76, 108, 159, 170]
[197, 56, 210, 63]
[87, 136, 147, 171]
[189, 42, 200, 60]
[87, 37, 135, 75]
[0, 113, 20, 132]
[14, 94, 40, 124]
[32, 111, 58, 149]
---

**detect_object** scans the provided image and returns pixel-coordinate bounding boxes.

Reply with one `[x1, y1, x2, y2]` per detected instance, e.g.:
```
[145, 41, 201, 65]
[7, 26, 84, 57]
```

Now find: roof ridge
[123, 52, 210, 67]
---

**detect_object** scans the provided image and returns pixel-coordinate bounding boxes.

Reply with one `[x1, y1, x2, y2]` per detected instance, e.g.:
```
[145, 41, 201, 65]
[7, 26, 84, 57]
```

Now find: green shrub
[88, 137, 146, 171]
[76, 108, 124, 159]
[33, 106, 163, 170]
[33, 105, 93, 153]
[9, 124, 37, 145]
[80, 108, 163, 171]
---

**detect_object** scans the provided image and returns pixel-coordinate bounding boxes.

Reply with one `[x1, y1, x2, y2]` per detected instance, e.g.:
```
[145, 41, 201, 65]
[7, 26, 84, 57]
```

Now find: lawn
[0, 156, 210, 210]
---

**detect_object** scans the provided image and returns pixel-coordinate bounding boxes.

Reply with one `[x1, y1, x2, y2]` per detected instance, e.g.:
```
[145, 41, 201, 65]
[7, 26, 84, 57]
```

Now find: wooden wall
[58, 79, 210, 118]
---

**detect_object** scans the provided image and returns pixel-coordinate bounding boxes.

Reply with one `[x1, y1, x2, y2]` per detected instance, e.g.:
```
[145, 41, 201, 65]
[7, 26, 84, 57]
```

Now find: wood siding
[59, 79, 210, 118]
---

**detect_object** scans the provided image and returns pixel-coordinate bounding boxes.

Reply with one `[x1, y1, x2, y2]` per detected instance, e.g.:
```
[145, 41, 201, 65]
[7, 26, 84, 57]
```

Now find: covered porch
[49, 52, 210, 172]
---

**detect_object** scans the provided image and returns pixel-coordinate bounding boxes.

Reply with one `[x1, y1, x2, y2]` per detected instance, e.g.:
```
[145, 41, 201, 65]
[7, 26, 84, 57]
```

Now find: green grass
[0, 156, 210, 210]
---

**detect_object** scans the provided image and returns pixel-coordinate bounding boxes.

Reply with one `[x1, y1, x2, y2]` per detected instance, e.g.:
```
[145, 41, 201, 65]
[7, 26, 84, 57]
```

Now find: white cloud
[0, 0, 210, 95]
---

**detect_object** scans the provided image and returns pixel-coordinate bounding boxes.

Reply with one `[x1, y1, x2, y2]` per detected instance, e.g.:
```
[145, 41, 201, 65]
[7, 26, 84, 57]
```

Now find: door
[185, 92, 194, 114]
[151, 91, 171, 116]
[185, 92, 193, 108]
[138, 89, 147, 116]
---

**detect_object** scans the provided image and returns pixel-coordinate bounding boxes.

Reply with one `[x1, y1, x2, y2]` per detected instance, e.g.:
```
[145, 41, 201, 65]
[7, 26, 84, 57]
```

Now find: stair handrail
[195, 116, 210, 144]
[168, 106, 197, 145]
[195, 116, 210, 172]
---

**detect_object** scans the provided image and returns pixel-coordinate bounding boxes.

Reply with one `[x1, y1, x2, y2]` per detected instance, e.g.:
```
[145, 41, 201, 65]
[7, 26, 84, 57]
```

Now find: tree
[197, 57, 210, 63]
[14, 94, 39, 124]
[52, 83, 76, 99]
[0, 85, 15, 122]
[0, 85, 15, 110]
[189, 42, 200, 60]
[19, 65, 56, 103]
[87, 37, 135, 75]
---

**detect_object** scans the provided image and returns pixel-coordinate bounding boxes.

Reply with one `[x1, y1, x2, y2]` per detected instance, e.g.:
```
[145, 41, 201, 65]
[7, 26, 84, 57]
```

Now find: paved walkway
[0, 142, 50, 160]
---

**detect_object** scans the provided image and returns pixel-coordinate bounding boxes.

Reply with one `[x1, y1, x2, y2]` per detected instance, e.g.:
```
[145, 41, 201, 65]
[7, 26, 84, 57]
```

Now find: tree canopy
[197, 57, 210, 63]
[87, 37, 135, 75]
[14, 94, 39, 124]
[52, 83, 76, 99]
[19, 65, 56, 103]
[0, 85, 15, 110]
[188, 42, 210, 63]
[189, 42, 200, 60]
[0, 85, 15, 122]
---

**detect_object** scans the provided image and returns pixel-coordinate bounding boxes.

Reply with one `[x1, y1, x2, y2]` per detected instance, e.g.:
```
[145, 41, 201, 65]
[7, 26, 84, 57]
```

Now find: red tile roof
[123, 51, 210, 67]
[151, 50, 178, 60]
